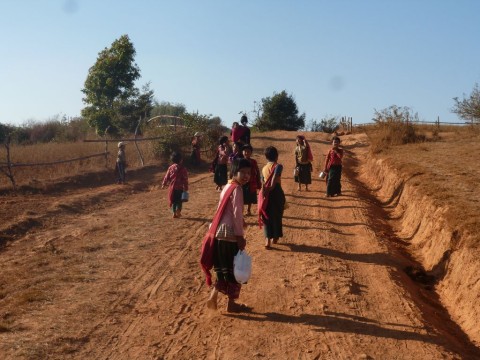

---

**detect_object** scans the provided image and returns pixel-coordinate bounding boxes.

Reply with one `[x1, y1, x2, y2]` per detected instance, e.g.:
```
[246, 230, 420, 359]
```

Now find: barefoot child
[213, 136, 231, 191]
[259, 146, 286, 249]
[323, 136, 344, 197]
[190, 132, 202, 166]
[242, 144, 261, 216]
[200, 158, 251, 312]
[116, 142, 127, 184]
[294, 135, 313, 191]
[162, 152, 189, 218]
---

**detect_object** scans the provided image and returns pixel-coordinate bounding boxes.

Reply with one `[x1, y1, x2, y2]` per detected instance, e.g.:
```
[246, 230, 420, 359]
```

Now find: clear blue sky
[1, 0, 479, 126]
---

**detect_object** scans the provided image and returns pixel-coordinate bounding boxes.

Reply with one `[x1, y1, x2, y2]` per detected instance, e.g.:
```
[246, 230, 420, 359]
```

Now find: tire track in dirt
[74, 175, 218, 359]
[206, 132, 465, 359]
[1, 131, 478, 359]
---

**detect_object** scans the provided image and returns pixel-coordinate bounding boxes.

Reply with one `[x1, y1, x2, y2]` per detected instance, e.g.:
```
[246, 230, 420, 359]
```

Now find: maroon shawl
[200, 183, 239, 286]
[257, 164, 277, 228]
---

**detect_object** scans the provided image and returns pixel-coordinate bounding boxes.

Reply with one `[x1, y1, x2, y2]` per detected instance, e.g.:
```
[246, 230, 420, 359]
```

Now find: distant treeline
[0, 116, 92, 145]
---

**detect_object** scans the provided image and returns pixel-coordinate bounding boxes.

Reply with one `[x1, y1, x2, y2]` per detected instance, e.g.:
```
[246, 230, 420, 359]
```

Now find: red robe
[200, 183, 239, 286]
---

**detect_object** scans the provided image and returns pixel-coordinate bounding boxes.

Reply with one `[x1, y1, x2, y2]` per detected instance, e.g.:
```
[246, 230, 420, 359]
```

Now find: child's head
[242, 144, 253, 159]
[232, 122, 239, 129]
[230, 158, 251, 185]
[332, 136, 341, 147]
[219, 136, 229, 146]
[232, 142, 241, 153]
[240, 115, 248, 125]
[171, 151, 183, 164]
[296, 135, 306, 145]
[264, 146, 279, 162]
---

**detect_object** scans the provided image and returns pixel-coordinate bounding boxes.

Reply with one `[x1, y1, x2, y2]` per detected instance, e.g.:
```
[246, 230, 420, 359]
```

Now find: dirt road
[0, 131, 478, 359]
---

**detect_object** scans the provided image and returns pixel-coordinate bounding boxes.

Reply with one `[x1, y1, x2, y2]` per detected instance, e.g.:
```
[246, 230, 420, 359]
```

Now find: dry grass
[365, 125, 480, 241]
[0, 140, 165, 189]
[0, 125, 222, 190]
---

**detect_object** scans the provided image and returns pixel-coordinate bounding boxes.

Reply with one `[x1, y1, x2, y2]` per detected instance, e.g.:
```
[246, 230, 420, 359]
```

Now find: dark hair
[170, 151, 182, 164]
[230, 158, 251, 178]
[264, 146, 278, 162]
[240, 115, 248, 124]
[219, 135, 229, 145]
[242, 144, 253, 152]
[332, 136, 341, 143]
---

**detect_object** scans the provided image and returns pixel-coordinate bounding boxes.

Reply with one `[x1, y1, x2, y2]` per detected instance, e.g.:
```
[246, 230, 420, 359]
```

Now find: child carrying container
[162, 152, 189, 218]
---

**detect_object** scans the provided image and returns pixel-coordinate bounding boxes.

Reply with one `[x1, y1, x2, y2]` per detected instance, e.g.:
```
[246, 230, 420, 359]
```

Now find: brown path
[0, 131, 477, 359]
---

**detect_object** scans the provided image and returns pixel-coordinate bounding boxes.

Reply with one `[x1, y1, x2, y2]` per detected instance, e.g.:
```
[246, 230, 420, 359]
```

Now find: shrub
[142, 112, 226, 162]
[309, 115, 340, 133]
[369, 105, 426, 153]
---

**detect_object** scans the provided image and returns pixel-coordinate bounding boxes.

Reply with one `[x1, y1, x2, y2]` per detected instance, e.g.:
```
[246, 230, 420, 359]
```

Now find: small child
[323, 136, 344, 197]
[213, 136, 231, 191]
[190, 132, 202, 166]
[201, 158, 251, 312]
[229, 142, 244, 164]
[116, 142, 127, 184]
[242, 144, 261, 216]
[162, 152, 189, 218]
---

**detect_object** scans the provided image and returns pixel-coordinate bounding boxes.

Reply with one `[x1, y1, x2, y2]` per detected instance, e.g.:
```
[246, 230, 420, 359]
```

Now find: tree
[452, 83, 480, 122]
[115, 83, 155, 133]
[254, 90, 305, 131]
[81, 34, 153, 135]
[0, 123, 15, 143]
[309, 115, 340, 133]
[372, 105, 419, 124]
[150, 101, 187, 118]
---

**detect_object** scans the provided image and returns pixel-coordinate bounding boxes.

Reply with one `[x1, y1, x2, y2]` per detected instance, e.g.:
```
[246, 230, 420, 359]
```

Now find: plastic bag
[233, 250, 252, 284]
[181, 191, 189, 202]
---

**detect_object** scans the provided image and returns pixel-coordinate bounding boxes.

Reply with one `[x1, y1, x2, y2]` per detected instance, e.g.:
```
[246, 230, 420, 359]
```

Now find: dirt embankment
[357, 143, 480, 345]
[1, 131, 479, 359]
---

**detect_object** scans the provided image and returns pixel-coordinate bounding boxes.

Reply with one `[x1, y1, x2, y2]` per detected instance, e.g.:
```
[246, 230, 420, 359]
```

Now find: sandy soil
[0, 131, 479, 359]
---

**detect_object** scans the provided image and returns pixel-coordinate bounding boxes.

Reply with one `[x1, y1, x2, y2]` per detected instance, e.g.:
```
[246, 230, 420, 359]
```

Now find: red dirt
[0, 131, 479, 359]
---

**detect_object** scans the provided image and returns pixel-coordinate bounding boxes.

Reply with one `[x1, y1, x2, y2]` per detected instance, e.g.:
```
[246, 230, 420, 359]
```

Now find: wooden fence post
[104, 126, 110, 168]
[134, 117, 145, 167]
[0, 135, 17, 190]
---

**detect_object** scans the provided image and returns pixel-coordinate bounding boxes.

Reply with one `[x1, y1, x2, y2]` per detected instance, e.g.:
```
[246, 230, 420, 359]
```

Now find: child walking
[200, 158, 251, 313]
[294, 135, 313, 191]
[162, 152, 189, 218]
[259, 146, 286, 249]
[212, 136, 231, 191]
[323, 136, 344, 197]
[116, 142, 127, 184]
[242, 144, 261, 216]
[190, 132, 202, 166]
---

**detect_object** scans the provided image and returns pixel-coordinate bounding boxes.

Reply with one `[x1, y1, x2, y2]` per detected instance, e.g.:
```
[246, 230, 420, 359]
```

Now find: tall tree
[150, 101, 187, 117]
[254, 90, 305, 131]
[81, 34, 152, 135]
[452, 83, 480, 122]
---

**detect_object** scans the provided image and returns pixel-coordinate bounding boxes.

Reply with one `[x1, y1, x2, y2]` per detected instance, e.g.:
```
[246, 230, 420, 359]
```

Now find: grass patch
[17, 289, 51, 304]
[0, 322, 13, 332]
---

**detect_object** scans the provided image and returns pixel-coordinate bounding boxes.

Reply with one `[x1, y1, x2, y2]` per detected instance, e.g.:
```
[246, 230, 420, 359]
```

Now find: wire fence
[3, 116, 476, 190]
[0, 134, 213, 191]
[353, 119, 478, 127]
